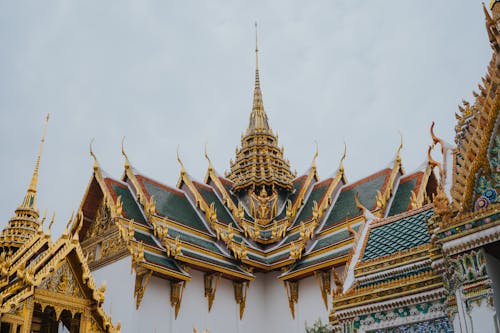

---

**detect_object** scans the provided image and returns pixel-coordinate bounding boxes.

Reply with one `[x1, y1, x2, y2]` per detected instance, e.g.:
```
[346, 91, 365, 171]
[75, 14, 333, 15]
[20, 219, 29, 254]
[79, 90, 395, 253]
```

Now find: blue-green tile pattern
[362, 208, 433, 261]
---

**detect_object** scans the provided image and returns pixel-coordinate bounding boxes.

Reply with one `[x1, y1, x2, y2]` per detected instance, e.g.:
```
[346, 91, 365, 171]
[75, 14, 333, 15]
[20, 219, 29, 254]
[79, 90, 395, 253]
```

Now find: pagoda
[0, 116, 118, 333]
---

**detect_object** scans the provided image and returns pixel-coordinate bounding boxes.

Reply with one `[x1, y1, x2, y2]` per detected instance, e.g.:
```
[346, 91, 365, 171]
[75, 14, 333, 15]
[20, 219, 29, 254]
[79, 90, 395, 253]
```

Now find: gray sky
[0, 1, 491, 236]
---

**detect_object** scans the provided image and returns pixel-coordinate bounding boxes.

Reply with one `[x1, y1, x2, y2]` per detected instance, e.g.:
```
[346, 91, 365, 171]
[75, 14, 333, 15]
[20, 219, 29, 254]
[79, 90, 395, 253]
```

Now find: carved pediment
[85, 200, 114, 240]
[39, 261, 84, 299]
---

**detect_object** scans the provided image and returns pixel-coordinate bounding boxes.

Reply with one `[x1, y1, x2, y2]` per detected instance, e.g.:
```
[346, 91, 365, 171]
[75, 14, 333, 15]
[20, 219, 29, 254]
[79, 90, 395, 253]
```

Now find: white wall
[92, 257, 138, 331]
[92, 259, 330, 333]
[486, 251, 500, 326]
[470, 301, 498, 333]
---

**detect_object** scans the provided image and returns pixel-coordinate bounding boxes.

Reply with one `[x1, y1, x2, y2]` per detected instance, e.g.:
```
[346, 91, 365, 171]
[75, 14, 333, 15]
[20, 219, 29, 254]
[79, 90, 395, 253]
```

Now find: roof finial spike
[204, 143, 214, 171]
[247, 21, 270, 132]
[177, 145, 186, 175]
[312, 141, 319, 168]
[255, 21, 259, 72]
[28, 114, 50, 195]
[89, 138, 99, 170]
[339, 142, 347, 173]
[396, 131, 403, 163]
[121, 136, 131, 169]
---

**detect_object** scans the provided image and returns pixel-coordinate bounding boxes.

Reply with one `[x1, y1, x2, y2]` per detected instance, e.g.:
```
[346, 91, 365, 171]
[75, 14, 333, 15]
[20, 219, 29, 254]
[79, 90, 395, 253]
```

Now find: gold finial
[312, 141, 319, 168]
[354, 192, 367, 212]
[204, 143, 214, 171]
[255, 21, 259, 71]
[339, 142, 347, 173]
[28, 113, 50, 194]
[430, 121, 446, 156]
[90, 138, 99, 170]
[177, 145, 186, 175]
[48, 211, 56, 232]
[121, 136, 131, 169]
[396, 131, 403, 163]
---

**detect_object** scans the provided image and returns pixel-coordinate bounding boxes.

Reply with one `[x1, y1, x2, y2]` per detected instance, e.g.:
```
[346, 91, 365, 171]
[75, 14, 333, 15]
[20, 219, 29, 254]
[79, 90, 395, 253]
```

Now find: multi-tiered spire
[227, 24, 295, 196]
[0, 114, 49, 252]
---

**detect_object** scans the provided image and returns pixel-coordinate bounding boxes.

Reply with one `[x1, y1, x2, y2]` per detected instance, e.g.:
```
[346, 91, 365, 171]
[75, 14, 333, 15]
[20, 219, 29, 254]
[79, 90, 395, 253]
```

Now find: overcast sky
[0, 1, 492, 236]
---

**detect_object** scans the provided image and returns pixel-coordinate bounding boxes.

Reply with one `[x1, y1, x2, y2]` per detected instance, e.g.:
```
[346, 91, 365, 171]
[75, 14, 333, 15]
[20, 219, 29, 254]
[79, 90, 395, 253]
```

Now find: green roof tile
[181, 249, 248, 274]
[311, 225, 360, 252]
[134, 231, 157, 246]
[144, 252, 184, 273]
[294, 180, 330, 224]
[361, 208, 433, 261]
[388, 176, 418, 216]
[195, 184, 235, 225]
[323, 172, 388, 229]
[143, 180, 208, 233]
[288, 248, 351, 272]
[167, 228, 223, 254]
[111, 183, 146, 224]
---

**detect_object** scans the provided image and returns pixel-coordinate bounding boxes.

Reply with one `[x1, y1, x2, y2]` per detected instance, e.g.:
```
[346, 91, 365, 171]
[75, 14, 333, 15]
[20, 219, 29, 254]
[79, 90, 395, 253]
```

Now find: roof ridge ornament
[204, 143, 214, 172]
[339, 142, 347, 174]
[311, 141, 319, 169]
[177, 145, 186, 175]
[121, 136, 131, 169]
[90, 138, 100, 170]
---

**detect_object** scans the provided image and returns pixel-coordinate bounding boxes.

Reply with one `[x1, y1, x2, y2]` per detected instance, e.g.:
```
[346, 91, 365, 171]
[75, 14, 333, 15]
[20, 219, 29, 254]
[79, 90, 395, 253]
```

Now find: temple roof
[0, 115, 49, 252]
[226, 32, 295, 193]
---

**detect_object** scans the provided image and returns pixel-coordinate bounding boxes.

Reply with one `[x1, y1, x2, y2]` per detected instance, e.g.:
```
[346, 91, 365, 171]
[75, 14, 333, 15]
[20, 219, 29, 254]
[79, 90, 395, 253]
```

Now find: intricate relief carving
[134, 270, 152, 310]
[283, 280, 299, 319]
[450, 249, 487, 284]
[233, 281, 249, 320]
[248, 185, 278, 224]
[85, 201, 113, 240]
[204, 273, 220, 312]
[39, 262, 83, 298]
[170, 280, 186, 319]
[100, 236, 126, 258]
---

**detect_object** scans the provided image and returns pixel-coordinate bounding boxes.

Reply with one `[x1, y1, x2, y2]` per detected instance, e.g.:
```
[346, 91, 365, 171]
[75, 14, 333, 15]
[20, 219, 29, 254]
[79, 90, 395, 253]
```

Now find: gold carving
[204, 273, 220, 312]
[289, 241, 305, 260]
[85, 201, 113, 240]
[248, 186, 278, 224]
[314, 270, 331, 310]
[233, 281, 249, 319]
[170, 280, 186, 319]
[134, 270, 152, 309]
[283, 280, 299, 319]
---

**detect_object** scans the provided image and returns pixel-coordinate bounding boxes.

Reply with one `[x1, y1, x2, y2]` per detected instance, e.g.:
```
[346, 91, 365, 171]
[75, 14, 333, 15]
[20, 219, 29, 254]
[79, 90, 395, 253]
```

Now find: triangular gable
[0, 228, 118, 332]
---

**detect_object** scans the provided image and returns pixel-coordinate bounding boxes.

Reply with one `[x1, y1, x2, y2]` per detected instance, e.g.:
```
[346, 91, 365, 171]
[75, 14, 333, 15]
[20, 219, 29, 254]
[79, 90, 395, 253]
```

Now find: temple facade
[3, 3, 500, 333]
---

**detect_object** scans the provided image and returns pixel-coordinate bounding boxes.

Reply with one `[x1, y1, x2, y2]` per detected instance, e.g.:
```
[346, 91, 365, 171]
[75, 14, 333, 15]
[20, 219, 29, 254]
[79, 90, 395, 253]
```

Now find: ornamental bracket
[283, 280, 299, 319]
[314, 270, 331, 310]
[170, 280, 187, 319]
[204, 273, 221, 312]
[233, 281, 249, 319]
[134, 269, 152, 309]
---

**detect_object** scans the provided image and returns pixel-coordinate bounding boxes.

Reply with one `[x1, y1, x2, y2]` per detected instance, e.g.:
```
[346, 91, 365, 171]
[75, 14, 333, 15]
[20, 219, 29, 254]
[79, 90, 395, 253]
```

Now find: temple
[3, 3, 500, 333]
[0, 116, 119, 332]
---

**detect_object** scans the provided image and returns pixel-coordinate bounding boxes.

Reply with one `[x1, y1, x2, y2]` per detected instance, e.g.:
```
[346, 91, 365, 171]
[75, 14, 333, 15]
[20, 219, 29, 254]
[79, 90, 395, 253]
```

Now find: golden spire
[0, 114, 50, 251]
[24, 113, 49, 208]
[248, 22, 270, 132]
[228, 24, 295, 194]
